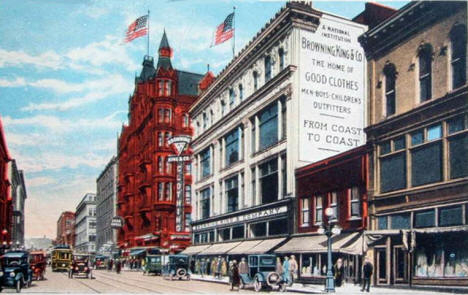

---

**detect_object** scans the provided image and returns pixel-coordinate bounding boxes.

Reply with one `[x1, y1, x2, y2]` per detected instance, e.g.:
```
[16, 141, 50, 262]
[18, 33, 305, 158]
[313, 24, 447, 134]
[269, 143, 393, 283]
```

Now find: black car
[162, 255, 190, 280]
[0, 251, 32, 293]
[69, 254, 92, 279]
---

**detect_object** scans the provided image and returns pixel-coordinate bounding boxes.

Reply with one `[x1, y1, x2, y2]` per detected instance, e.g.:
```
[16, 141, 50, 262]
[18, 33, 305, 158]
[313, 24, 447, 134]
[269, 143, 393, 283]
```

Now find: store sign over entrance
[298, 15, 367, 162]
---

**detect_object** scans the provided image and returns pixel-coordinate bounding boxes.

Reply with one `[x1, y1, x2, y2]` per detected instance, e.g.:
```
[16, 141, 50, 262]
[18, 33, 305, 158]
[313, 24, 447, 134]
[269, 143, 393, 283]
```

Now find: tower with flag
[117, 32, 206, 253]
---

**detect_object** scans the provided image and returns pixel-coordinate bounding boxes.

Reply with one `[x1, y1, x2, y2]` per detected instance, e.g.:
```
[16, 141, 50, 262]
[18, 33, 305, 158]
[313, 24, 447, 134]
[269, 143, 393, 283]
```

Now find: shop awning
[129, 248, 146, 256]
[247, 238, 286, 254]
[275, 235, 327, 253]
[318, 232, 361, 253]
[227, 240, 262, 255]
[180, 244, 212, 255]
[198, 242, 241, 255]
[339, 233, 364, 255]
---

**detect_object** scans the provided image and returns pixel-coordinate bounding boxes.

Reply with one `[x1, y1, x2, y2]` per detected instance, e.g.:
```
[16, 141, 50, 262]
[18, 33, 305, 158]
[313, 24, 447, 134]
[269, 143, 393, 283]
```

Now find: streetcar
[51, 245, 73, 272]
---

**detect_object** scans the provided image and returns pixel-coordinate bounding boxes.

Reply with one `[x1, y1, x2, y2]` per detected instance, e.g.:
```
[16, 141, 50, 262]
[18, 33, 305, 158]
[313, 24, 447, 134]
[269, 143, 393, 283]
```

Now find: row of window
[379, 115, 467, 193]
[377, 203, 468, 230]
[157, 108, 190, 127]
[300, 187, 362, 226]
[197, 47, 285, 134]
[194, 217, 288, 244]
[197, 98, 286, 180]
[197, 155, 287, 220]
[383, 24, 466, 117]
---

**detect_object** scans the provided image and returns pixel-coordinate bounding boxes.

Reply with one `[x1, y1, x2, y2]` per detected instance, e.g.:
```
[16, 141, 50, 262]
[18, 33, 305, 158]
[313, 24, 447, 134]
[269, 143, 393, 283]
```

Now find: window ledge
[220, 160, 244, 173]
[347, 216, 362, 221]
[252, 139, 286, 157]
[300, 223, 310, 228]
[197, 174, 213, 184]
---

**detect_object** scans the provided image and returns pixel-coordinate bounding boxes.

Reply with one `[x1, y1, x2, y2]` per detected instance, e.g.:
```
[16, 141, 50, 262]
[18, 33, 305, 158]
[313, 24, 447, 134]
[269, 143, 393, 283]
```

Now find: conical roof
[159, 30, 170, 49]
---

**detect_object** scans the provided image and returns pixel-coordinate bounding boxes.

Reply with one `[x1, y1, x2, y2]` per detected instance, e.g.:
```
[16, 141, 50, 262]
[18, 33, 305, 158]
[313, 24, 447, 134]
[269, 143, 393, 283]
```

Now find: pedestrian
[201, 258, 206, 277]
[334, 258, 344, 287]
[361, 257, 373, 292]
[216, 256, 222, 279]
[221, 258, 228, 277]
[211, 258, 217, 277]
[116, 259, 122, 274]
[276, 257, 283, 275]
[230, 260, 240, 291]
[282, 256, 291, 284]
[289, 255, 298, 282]
[239, 257, 248, 275]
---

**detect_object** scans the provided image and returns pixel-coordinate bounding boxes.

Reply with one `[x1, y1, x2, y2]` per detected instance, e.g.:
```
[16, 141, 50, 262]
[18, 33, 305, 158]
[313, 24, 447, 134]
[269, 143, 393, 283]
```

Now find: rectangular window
[239, 84, 243, 101]
[419, 53, 432, 102]
[380, 141, 391, 155]
[330, 192, 338, 220]
[380, 153, 406, 192]
[200, 188, 211, 219]
[394, 136, 406, 151]
[449, 133, 468, 179]
[225, 128, 239, 166]
[391, 213, 410, 229]
[225, 176, 239, 213]
[427, 124, 442, 141]
[315, 195, 323, 223]
[281, 155, 287, 197]
[232, 226, 244, 239]
[158, 133, 163, 147]
[253, 71, 258, 91]
[269, 218, 287, 235]
[411, 142, 442, 186]
[264, 56, 271, 82]
[219, 228, 230, 241]
[439, 206, 463, 226]
[229, 88, 235, 107]
[252, 222, 267, 238]
[301, 198, 310, 226]
[185, 185, 191, 205]
[259, 159, 278, 204]
[158, 109, 164, 122]
[279, 48, 284, 71]
[251, 167, 256, 203]
[164, 109, 171, 123]
[385, 74, 396, 116]
[259, 103, 278, 150]
[221, 100, 226, 116]
[414, 209, 435, 228]
[185, 213, 191, 231]
[165, 182, 172, 200]
[448, 116, 465, 134]
[158, 183, 164, 200]
[378, 216, 388, 230]
[411, 130, 424, 145]
[281, 98, 287, 140]
[200, 148, 211, 178]
[350, 186, 361, 217]
[451, 29, 466, 89]
[251, 118, 256, 153]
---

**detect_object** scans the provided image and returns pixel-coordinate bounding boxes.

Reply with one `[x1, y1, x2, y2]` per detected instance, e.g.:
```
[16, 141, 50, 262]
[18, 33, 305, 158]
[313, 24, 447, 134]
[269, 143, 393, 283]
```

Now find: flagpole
[232, 6, 236, 58]
[147, 10, 150, 56]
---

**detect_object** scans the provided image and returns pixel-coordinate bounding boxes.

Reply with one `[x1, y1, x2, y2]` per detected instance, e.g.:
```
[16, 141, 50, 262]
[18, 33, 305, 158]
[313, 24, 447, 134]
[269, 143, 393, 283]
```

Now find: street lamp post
[318, 207, 341, 293]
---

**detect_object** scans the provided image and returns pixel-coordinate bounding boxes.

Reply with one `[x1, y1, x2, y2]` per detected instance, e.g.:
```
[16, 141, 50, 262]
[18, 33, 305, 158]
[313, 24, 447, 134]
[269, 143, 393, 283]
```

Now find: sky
[0, 0, 408, 239]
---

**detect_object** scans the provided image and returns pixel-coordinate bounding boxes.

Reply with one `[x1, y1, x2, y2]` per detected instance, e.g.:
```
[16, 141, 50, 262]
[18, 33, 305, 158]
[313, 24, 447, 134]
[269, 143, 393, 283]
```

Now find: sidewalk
[190, 275, 462, 294]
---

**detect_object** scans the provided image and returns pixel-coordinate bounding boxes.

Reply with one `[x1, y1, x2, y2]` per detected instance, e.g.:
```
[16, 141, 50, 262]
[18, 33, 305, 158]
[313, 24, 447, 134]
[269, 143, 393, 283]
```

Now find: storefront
[275, 232, 364, 284]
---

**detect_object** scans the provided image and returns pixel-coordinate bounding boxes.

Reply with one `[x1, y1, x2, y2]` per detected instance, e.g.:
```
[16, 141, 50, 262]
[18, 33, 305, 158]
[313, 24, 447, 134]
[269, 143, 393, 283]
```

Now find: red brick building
[55, 211, 75, 247]
[276, 146, 369, 284]
[0, 116, 12, 250]
[117, 32, 203, 253]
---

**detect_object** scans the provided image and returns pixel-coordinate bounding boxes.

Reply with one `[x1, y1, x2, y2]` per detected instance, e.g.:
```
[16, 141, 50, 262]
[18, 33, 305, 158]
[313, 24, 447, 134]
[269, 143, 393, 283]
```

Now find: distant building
[25, 236, 53, 251]
[117, 32, 202, 253]
[9, 159, 27, 248]
[96, 156, 117, 256]
[56, 211, 75, 247]
[359, 1, 467, 288]
[0, 116, 12, 250]
[74, 193, 96, 253]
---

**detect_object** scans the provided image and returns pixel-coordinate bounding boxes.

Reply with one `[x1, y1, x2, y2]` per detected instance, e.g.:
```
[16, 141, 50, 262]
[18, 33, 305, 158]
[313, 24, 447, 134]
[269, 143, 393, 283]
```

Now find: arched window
[418, 44, 433, 102]
[239, 84, 243, 101]
[264, 55, 272, 82]
[279, 48, 284, 71]
[253, 71, 258, 91]
[450, 24, 467, 89]
[383, 63, 397, 116]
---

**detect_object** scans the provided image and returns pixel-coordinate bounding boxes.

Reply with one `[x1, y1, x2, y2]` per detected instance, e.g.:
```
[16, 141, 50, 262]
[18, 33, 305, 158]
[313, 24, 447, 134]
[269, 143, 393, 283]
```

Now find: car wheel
[254, 277, 262, 292]
[16, 280, 21, 293]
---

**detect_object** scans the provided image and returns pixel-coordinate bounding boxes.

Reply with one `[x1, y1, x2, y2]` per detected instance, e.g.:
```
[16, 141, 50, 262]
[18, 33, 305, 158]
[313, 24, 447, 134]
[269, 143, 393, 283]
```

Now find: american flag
[213, 13, 234, 46]
[124, 15, 148, 43]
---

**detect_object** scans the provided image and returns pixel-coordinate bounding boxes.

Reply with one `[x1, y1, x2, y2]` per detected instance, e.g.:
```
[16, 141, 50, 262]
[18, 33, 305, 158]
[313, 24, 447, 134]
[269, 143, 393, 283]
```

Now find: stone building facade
[56, 211, 75, 247]
[9, 159, 27, 248]
[0, 116, 12, 250]
[96, 156, 117, 256]
[74, 193, 96, 253]
[359, 1, 468, 287]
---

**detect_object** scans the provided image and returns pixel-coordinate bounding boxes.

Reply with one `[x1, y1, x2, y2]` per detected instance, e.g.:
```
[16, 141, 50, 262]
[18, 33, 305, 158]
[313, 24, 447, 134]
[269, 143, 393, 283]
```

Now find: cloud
[20, 74, 133, 111]
[26, 176, 58, 188]
[0, 77, 27, 87]
[0, 49, 63, 70]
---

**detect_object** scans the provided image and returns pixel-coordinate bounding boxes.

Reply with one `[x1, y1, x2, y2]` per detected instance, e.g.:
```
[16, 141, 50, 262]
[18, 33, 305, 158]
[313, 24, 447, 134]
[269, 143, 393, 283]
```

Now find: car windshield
[57, 252, 71, 260]
[74, 255, 88, 261]
[150, 257, 160, 263]
[31, 255, 43, 263]
[170, 257, 187, 264]
[3, 257, 23, 266]
[259, 266, 276, 272]
[260, 257, 275, 266]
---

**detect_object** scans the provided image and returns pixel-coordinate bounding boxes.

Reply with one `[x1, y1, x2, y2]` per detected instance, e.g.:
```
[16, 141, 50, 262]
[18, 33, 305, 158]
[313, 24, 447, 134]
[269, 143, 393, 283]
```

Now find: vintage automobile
[143, 254, 163, 276]
[0, 251, 32, 293]
[239, 254, 289, 292]
[94, 255, 108, 270]
[69, 254, 92, 279]
[51, 245, 72, 272]
[162, 255, 190, 280]
[29, 251, 46, 281]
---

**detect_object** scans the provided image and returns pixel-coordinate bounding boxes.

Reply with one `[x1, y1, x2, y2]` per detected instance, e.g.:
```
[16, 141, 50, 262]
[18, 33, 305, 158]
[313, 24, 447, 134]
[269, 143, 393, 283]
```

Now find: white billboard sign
[299, 15, 366, 162]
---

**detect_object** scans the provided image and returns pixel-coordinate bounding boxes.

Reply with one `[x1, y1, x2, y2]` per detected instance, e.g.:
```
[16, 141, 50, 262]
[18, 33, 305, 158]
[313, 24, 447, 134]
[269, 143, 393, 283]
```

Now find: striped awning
[180, 244, 212, 255]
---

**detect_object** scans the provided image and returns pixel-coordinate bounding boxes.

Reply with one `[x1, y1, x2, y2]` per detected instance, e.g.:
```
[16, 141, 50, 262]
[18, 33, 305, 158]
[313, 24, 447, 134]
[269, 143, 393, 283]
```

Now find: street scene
[0, 0, 467, 294]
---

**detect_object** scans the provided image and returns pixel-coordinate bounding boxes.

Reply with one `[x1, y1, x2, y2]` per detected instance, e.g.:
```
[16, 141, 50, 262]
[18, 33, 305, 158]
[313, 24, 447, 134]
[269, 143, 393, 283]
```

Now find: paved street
[0, 267, 460, 294]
